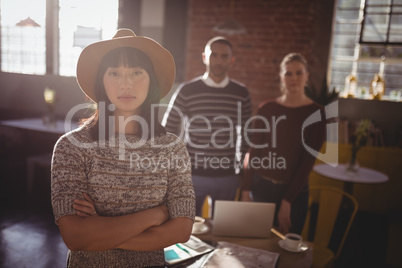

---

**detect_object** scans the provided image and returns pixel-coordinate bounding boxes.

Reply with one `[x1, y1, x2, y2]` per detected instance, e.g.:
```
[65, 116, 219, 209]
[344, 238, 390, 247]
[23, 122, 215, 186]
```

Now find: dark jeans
[251, 174, 309, 234]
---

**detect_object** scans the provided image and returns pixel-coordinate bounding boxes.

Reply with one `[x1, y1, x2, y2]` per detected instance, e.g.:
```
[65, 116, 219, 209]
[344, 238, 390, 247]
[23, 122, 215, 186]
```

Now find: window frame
[359, 0, 402, 46]
[0, 0, 118, 77]
[329, 0, 402, 96]
[0, 0, 47, 75]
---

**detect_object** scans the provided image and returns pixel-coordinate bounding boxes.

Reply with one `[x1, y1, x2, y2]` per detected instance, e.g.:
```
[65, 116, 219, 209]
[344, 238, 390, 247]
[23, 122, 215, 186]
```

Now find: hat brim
[76, 35, 175, 102]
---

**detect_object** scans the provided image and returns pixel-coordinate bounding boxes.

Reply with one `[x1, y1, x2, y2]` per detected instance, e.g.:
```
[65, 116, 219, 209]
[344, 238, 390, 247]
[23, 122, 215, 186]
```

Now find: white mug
[192, 216, 206, 233]
[284, 233, 302, 250]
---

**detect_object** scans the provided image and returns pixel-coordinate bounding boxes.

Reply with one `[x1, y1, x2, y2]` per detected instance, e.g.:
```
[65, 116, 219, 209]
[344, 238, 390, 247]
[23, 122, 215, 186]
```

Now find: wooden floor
[0, 208, 68, 268]
[0, 164, 68, 268]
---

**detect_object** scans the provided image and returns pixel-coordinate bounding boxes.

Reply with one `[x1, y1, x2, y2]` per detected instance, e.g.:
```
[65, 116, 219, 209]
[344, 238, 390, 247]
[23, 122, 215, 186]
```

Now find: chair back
[302, 186, 358, 259]
[202, 195, 212, 219]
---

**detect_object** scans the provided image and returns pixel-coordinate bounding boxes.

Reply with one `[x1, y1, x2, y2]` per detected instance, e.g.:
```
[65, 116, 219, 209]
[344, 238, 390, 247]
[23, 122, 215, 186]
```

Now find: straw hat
[76, 28, 175, 101]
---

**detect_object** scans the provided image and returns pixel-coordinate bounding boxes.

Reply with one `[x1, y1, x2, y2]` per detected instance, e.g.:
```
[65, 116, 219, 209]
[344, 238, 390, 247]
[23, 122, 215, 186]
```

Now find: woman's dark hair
[85, 47, 166, 140]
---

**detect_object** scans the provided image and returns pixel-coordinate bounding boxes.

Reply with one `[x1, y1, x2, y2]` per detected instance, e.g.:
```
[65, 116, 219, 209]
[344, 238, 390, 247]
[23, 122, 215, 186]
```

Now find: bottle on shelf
[370, 56, 386, 100]
[345, 73, 357, 98]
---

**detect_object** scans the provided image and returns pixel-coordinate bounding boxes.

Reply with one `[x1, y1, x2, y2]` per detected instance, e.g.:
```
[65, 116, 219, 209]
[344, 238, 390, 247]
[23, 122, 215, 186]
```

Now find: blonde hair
[279, 53, 309, 93]
[280, 52, 309, 75]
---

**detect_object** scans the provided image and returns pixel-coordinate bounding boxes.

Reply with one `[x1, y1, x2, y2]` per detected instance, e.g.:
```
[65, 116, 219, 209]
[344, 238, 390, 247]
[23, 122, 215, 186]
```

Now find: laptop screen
[212, 200, 276, 238]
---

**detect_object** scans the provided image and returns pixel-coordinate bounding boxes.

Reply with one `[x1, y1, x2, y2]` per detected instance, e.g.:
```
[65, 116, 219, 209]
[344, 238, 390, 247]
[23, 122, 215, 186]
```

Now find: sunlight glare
[1, 0, 46, 26]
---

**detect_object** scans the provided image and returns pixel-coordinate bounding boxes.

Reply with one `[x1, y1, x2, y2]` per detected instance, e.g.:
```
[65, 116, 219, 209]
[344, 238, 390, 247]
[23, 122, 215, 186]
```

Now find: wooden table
[192, 220, 313, 268]
[0, 117, 79, 195]
[313, 163, 389, 194]
[0, 117, 78, 135]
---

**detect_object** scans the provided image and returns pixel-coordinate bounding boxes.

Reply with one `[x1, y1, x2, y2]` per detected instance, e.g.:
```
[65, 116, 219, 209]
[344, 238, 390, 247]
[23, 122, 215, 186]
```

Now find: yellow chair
[201, 188, 241, 219]
[201, 195, 212, 219]
[301, 186, 358, 268]
[234, 187, 241, 201]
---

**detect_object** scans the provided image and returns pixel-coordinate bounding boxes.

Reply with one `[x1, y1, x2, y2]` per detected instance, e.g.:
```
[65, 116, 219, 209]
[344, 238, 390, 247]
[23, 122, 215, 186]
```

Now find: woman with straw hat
[51, 29, 195, 267]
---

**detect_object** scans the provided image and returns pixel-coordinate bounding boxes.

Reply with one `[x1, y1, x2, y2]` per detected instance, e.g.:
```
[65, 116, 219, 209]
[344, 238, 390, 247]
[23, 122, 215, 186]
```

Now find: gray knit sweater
[51, 126, 195, 267]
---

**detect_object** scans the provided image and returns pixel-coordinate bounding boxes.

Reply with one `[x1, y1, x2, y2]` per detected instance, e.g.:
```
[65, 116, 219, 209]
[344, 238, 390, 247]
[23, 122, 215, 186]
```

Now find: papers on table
[202, 241, 279, 268]
[164, 235, 215, 266]
[164, 237, 279, 267]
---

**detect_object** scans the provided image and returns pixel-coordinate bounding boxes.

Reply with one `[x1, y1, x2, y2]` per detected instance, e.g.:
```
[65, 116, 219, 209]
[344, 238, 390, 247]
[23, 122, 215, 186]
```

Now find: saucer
[278, 240, 308, 253]
[191, 224, 209, 235]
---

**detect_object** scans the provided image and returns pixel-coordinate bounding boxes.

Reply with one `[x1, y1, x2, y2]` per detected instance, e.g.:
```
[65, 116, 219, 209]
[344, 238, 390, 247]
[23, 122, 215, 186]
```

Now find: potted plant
[305, 76, 339, 106]
[347, 119, 373, 172]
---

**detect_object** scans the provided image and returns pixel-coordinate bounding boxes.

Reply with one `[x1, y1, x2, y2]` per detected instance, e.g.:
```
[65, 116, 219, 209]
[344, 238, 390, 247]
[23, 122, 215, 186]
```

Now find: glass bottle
[370, 56, 385, 100]
[345, 74, 357, 98]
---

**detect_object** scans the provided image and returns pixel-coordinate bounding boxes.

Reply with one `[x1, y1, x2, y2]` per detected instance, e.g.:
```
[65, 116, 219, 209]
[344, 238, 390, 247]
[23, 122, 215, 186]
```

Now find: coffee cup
[192, 216, 206, 233]
[284, 233, 302, 250]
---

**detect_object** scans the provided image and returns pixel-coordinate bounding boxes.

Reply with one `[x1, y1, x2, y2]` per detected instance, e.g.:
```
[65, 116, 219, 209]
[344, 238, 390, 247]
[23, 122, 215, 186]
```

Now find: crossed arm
[58, 194, 193, 252]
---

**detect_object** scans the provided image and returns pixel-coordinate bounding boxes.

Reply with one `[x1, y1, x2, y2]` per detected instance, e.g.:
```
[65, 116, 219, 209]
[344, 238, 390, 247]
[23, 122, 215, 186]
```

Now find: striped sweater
[51, 125, 195, 267]
[162, 77, 252, 177]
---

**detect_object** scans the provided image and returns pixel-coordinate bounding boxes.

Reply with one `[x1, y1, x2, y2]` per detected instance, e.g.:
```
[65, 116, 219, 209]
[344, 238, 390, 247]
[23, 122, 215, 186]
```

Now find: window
[59, 0, 118, 76]
[329, 0, 402, 97]
[360, 0, 402, 44]
[0, 0, 46, 74]
[1, 0, 118, 77]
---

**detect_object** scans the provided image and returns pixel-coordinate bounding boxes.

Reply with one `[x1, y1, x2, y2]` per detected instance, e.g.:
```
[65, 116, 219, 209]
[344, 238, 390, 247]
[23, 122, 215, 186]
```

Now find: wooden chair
[301, 186, 358, 268]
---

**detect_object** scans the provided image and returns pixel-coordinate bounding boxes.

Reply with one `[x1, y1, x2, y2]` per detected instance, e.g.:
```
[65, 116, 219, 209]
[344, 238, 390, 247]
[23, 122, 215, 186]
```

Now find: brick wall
[184, 0, 335, 113]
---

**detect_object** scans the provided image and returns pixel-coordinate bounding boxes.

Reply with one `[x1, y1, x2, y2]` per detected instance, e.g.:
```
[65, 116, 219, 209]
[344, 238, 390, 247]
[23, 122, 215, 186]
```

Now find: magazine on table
[164, 235, 215, 266]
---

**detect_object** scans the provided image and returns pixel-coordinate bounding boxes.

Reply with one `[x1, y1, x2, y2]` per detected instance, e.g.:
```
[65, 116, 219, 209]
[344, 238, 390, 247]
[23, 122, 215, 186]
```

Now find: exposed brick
[184, 0, 333, 113]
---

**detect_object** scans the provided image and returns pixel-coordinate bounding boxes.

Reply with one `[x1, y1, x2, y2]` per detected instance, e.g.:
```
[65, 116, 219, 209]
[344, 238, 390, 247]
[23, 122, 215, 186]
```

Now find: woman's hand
[73, 193, 98, 217]
[277, 199, 292, 234]
[61, 197, 170, 251]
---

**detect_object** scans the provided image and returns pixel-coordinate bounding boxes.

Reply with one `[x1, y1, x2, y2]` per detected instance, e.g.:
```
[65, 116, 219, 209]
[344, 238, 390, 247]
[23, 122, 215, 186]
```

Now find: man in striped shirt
[162, 36, 252, 216]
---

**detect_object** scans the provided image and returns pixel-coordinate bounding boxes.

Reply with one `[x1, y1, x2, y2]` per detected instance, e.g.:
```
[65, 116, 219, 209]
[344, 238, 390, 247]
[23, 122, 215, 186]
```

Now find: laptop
[212, 200, 276, 238]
